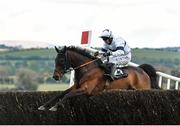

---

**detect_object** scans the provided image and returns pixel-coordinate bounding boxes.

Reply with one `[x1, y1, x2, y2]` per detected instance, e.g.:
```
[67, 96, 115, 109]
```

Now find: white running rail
[128, 62, 180, 89]
[69, 62, 180, 89]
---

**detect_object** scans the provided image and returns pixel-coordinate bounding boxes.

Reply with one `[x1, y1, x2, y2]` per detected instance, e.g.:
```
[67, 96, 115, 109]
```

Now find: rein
[73, 58, 99, 70]
[61, 48, 101, 73]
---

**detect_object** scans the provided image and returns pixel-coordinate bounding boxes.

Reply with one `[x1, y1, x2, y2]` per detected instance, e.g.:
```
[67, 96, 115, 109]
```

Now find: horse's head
[53, 46, 70, 80]
[53, 46, 101, 81]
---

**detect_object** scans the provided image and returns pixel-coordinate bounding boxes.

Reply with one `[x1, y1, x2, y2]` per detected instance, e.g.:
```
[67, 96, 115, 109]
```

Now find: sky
[0, 0, 180, 48]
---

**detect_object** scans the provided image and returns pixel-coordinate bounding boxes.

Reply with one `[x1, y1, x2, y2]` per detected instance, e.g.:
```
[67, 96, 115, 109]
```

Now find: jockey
[99, 29, 131, 80]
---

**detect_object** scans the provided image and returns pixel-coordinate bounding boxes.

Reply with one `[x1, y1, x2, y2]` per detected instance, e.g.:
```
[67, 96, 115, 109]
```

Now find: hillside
[0, 48, 55, 60]
[132, 48, 180, 70]
[0, 47, 179, 76]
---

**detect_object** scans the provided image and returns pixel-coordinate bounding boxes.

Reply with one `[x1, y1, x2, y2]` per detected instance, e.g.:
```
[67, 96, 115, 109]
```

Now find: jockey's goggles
[102, 37, 109, 41]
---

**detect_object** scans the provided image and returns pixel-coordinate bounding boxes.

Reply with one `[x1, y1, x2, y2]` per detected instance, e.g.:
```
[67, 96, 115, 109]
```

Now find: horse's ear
[62, 46, 66, 52]
[55, 46, 60, 53]
[64, 46, 66, 50]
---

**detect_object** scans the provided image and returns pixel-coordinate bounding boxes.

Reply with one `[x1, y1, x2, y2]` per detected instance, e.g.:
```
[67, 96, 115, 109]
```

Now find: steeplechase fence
[0, 90, 179, 124]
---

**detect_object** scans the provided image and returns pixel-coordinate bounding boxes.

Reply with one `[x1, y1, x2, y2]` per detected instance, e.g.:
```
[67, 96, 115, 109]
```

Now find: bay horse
[38, 46, 160, 111]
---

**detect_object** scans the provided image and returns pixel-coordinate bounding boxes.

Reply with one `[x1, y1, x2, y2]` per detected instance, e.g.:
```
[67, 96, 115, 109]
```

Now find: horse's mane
[67, 46, 97, 59]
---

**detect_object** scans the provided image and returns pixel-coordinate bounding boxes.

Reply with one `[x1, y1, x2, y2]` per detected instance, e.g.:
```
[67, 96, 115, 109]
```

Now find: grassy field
[0, 48, 56, 58]
[0, 83, 69, 91]
[37, 83, 69, 91]
[132, 49, 180, 60]
[0, 84, 16, 89]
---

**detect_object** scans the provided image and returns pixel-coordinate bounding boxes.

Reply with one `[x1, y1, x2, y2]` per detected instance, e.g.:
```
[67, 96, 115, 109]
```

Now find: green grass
[0, 83, 69, 91]
[0, 48, 56, 59]
[37, 83, 69, 91]
[132, 49, 180, 60]
[0, 84, 16, 89]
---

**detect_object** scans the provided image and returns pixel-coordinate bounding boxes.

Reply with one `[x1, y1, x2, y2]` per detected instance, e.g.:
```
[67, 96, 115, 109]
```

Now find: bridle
[56, 51, 99, 75]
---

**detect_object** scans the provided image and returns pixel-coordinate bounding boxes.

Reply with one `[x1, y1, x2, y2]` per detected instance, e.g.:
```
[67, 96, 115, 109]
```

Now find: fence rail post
[158, 76, 162, 88]
[175, 81, 179, 89]
[167, 79, 171, 89]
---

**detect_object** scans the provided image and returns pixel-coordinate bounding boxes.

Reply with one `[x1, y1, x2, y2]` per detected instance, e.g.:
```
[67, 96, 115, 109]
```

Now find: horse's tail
[139, 64, 160, 89]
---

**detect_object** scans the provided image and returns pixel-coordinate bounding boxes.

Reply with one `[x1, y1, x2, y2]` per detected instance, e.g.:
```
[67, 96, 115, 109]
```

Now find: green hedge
[0, 90, 179, 124]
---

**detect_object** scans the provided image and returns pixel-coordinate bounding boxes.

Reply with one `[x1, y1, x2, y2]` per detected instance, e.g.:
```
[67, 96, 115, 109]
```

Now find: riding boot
[101, 63, 114, 81]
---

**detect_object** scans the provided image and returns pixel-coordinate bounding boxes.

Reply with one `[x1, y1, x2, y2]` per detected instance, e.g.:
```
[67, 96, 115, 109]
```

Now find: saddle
[100, 63, 128, 81]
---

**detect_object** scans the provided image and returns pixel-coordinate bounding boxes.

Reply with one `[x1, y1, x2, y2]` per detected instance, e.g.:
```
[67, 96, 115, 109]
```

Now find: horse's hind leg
[38, 87, 73, 111]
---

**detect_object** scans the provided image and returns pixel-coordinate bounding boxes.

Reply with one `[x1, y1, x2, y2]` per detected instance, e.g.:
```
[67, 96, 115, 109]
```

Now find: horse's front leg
[49, 85, 88, 111]
[49, 76, 104, 111]
[38, 85, 75, 111]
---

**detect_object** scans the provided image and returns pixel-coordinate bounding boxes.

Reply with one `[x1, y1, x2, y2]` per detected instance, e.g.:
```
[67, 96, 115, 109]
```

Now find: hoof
[49, 106, 57, 111]
[38, 106, 46, 111]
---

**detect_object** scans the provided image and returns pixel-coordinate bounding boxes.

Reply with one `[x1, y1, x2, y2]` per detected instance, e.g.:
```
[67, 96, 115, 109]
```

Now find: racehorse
[38, 46, 160, 111]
